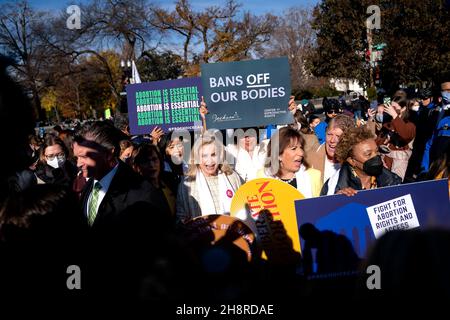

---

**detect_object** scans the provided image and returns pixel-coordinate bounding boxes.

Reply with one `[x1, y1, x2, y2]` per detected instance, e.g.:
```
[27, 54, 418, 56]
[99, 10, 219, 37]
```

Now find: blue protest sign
[126, 77, 203, 135]
[201, 57, 292, 130]
[295, 179, 450, 259]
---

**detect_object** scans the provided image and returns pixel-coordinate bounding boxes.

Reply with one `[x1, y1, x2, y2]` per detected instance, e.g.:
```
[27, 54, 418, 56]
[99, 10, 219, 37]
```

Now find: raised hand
[383, 103, 398, 120]
[288, 95, 297, 113]
[199, 96, 208, 120]
[150, 126, 164, 145]
[367, 108, 376, 119]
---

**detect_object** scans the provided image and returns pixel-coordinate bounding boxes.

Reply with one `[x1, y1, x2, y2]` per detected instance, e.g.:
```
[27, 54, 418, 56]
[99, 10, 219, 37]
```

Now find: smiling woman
[176, 132, 243, 224]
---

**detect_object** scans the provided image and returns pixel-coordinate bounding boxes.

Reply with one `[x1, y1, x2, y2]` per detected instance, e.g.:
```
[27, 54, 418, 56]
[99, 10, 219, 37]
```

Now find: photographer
[373, 96, 416, 181]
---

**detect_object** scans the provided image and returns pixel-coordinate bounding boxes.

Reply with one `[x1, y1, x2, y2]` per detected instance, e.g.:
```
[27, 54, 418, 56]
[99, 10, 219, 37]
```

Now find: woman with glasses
[35, 135, 78, 188]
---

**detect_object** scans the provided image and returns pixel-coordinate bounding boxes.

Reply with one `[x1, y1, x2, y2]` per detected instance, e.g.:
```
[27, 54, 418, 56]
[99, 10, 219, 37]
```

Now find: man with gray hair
[305, 114, 356, 185]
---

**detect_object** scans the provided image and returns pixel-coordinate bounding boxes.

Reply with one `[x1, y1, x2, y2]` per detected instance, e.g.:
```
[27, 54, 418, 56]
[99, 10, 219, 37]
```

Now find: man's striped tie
[88, 181, 102, 226]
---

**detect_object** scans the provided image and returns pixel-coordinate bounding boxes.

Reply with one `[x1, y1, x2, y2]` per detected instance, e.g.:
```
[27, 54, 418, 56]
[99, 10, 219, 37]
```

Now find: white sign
[366, 194, 420, 239]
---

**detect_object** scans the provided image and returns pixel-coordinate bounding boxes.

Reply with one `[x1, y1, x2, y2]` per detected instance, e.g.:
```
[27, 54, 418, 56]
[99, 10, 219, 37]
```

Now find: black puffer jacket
[321, 162, 402, 195]
[35, 161, 78, 188]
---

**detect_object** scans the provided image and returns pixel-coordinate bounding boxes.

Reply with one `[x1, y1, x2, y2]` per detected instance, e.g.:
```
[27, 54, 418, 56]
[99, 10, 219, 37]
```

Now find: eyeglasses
[327, 110, 338, 114]
[45, 152, 65, 161]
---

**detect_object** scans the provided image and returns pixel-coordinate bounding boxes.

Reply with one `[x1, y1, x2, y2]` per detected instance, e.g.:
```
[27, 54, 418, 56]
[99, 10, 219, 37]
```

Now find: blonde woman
[176, 132, 243, 224]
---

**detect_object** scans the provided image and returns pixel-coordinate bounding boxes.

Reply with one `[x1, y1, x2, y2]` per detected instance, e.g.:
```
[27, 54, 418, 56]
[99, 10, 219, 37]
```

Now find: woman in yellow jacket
[256, 127, 321, 198]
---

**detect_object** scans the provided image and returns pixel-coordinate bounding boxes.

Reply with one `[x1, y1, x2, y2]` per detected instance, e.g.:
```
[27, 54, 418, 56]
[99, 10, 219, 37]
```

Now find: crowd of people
[1, 53, 450, 304]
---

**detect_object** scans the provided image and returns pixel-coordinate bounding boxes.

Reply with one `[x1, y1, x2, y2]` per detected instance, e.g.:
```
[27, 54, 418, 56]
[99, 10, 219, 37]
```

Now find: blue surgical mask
[425, 101, 435, 109]
[442, 91, 450, 105]
[375, 114, 383, 123]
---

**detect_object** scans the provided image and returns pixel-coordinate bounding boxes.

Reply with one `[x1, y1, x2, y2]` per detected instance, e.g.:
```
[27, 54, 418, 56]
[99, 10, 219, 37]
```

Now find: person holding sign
[321, 126, 402, 196]
[258, 127, 322, 198]
[176, 132, 243, 224]
[199, 98, 266, 182]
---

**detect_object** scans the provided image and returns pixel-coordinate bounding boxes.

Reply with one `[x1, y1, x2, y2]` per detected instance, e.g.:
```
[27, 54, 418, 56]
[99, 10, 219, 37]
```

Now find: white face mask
[411, 105, 420, 112]
[47, 155, 66, 169]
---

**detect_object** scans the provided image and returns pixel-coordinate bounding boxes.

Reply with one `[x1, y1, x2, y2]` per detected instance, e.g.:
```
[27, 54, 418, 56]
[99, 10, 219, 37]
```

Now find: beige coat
[305, 144, 327, 185]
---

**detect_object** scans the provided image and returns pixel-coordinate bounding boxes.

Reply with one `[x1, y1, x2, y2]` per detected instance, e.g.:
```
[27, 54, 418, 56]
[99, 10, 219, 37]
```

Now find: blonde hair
[186, 132, 233, 178]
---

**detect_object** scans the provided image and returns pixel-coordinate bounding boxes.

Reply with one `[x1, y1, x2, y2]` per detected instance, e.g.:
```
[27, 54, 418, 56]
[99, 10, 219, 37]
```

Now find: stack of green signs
[136, 90, 163, 126]
[136, 86, 200, 126]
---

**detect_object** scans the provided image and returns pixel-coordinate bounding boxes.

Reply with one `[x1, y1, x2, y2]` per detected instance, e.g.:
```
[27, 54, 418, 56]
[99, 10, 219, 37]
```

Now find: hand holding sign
[199, 96, 209, 120]
[336, 187, 358, 197]
[288, 95, 297, 113]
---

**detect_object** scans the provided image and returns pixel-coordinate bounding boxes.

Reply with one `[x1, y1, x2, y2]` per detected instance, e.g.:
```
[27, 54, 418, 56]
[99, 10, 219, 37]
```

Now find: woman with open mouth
[258, 127, 322, 198]
[176, 132, 243, 224]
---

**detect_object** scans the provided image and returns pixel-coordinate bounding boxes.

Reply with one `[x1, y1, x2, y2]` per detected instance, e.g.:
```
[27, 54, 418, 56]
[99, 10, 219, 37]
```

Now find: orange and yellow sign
[230, 178, 304, 262]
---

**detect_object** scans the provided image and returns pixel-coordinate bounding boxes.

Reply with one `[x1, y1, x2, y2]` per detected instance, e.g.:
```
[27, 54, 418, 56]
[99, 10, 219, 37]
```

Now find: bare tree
[81, 0, 157, 61]
[213, 11, 276, 61]
[0, 0, 55, 119]
[151, 0, 197, 64]
[152, 0, 276, 75]
[263, 7, 316, 91]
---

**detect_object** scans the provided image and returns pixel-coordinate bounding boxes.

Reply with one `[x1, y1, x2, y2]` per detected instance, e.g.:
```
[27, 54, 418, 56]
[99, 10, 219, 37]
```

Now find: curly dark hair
[335, 126, 375, 163]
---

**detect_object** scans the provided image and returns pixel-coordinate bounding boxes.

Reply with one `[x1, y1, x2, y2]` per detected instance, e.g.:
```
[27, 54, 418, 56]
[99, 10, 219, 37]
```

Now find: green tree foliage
[308, 0, 450, 90]
[376, 0, 450, 89]
[307, 0, 367, 84]
[138, 50, 183, 82]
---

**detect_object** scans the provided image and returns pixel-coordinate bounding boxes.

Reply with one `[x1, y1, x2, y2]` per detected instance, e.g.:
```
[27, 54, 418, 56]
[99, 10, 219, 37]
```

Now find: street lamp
[120, 59, 132, 84]
[119, 59, 132, 113]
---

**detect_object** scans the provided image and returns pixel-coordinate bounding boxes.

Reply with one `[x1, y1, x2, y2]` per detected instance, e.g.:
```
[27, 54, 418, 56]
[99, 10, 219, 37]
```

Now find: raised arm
[199, 96, 208, 134]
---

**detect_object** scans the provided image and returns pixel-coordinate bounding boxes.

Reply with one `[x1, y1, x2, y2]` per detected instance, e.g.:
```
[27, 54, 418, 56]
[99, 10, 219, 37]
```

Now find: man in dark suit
[73, 121, 171, 301]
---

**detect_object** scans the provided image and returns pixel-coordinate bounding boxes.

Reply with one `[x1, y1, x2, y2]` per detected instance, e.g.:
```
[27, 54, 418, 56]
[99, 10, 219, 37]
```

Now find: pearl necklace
[276, 175, 296, 184]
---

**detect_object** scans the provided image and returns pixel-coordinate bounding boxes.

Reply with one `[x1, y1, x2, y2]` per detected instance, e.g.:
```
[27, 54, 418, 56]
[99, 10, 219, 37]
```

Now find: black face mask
[362, 155, 384, 176]
[382, 112, 393, 123]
